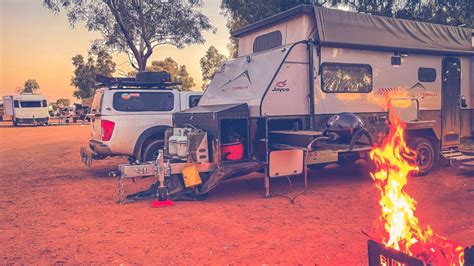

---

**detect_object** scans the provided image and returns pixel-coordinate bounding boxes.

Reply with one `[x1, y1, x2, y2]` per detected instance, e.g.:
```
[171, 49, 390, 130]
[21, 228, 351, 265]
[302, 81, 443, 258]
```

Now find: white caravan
[3, 94, 49, 126]
[115, 5, 473, 202]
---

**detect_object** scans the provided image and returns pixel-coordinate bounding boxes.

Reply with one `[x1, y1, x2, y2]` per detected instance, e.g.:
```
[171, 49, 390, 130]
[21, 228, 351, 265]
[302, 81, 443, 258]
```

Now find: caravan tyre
[142, 139, 164, 162]
[411, 138, 435, 176]
[309, 163, 328, 170]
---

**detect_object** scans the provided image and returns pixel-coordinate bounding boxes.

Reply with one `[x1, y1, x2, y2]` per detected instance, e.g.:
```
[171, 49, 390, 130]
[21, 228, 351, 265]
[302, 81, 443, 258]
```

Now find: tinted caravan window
[253, 31, 282, 53]
[418, 67, 436, 82]
[113, 92, 174, 112]
[20, 101, 42, 108]
[322, 63, 373, 93]
[188, 95, 201, 108]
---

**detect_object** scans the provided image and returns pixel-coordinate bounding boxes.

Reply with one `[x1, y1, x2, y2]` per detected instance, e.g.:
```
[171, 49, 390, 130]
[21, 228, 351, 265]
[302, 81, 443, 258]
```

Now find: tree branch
[104, 0, 143, 69]
[131, 0, 153, 68]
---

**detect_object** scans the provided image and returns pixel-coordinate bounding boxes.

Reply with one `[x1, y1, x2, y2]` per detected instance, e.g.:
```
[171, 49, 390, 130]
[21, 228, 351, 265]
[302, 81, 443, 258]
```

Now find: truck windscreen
[20, 101, 42, 108]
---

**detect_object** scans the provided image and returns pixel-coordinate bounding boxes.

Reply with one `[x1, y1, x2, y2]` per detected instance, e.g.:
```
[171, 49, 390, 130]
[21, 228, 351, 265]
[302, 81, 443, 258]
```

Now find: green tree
[220, 0, 472, 57]
[341, 0, 472, 27]
[71, 50, 116, 99]
[21, 79, 40, 94]
[199, 46, 227, 89]
[44, 0, 215, 71]
[137, 57, 195, 91]
[56, 98, 71, 107]
[48, 102, 59, 112]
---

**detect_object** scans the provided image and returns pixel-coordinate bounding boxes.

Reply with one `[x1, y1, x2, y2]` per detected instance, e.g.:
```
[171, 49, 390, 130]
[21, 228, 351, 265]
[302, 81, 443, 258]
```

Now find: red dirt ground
[1, 124, 473, 264]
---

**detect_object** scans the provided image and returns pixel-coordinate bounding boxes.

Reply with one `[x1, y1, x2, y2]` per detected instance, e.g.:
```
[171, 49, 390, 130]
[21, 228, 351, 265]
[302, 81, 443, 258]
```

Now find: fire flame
[369, 114, 464, 265]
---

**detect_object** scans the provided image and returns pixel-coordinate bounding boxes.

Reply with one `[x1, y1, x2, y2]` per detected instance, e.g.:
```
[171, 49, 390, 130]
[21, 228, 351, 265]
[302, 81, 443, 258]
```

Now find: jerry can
[181, 163, 202, 187]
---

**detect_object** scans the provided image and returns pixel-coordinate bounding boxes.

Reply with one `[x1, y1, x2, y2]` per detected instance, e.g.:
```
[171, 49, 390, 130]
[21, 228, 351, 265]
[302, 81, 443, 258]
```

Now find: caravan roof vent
[136, 71, 171, 83]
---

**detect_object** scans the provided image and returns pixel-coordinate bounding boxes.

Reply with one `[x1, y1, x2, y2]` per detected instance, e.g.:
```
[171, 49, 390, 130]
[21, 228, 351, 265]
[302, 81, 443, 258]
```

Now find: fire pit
[367, 112, 468, 265]
[368, 240, 474, 266]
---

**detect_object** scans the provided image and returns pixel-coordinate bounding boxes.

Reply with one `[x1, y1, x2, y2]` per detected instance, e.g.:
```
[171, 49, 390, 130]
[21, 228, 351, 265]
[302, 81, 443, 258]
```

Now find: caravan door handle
[459, 95, 467, 108]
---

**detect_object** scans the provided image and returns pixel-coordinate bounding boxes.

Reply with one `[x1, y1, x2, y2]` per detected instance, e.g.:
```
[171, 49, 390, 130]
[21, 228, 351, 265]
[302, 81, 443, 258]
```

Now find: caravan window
[322, 63, 373, 93]
[20, 101, 42, 108]
[188, 95, 201, 108]
[418, 67, 436, 82]
[253, 31, 282, 53]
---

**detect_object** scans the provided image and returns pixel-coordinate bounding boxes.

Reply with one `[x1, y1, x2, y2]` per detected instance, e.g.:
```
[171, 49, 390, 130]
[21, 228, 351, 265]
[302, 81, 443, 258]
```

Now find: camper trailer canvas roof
[232, 5, 473, 55]
[200, 5, 473, 117]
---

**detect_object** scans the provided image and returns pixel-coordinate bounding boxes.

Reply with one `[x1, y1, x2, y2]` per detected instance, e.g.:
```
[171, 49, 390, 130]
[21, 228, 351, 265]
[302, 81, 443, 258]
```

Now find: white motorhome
[116, 5, 473, 202]
[3, 94, 49, 126]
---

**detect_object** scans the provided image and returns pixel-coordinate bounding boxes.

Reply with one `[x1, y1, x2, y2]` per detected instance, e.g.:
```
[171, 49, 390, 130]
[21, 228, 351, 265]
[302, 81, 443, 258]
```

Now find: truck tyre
[411, 137, 436, 176]
[142, 139, 164, 162]
[12, 119, 18, 127]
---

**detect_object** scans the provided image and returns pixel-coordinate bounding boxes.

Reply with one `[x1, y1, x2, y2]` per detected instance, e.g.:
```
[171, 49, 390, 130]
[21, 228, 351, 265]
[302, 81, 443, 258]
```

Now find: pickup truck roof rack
[95, 73, 181, 90]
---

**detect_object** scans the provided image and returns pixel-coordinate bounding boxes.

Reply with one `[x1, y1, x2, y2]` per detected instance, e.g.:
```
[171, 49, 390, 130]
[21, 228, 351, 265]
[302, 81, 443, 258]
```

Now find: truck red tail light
[101, 120, 115, 141]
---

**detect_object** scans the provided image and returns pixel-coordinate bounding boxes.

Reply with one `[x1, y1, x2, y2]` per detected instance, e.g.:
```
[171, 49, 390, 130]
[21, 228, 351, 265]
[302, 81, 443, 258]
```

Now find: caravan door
[441, 57, 461, 147]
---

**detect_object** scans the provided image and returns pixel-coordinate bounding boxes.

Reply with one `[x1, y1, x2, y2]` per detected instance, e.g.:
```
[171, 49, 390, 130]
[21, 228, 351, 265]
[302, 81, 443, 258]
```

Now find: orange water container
[221, 142, 244, 161]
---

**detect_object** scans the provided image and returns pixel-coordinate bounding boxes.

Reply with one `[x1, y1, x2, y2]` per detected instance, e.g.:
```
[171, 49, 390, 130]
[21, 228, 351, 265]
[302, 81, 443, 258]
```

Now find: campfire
[368, 113, 465, 265]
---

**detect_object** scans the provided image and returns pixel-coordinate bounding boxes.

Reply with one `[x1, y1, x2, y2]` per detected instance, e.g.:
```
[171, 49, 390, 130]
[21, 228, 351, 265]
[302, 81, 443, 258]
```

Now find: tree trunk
[138, 55, 149, 72]
[139, 58, 147, 72]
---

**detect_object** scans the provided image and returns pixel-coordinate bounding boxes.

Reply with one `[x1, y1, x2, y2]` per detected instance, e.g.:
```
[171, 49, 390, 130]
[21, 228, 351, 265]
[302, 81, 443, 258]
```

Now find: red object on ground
[150, 199, 173, 208]
[221, 142, 244, 160]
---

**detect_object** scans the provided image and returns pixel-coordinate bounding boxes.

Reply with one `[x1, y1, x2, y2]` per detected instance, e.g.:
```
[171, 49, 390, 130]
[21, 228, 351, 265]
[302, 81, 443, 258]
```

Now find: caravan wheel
[411, 138, 436, 176]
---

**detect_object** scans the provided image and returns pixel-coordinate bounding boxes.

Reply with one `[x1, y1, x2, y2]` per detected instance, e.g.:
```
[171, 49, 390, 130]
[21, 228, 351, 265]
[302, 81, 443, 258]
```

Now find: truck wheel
[142, 139, 164, 162]
[411, 138, 436, 176]
[12, 119, 18, 127]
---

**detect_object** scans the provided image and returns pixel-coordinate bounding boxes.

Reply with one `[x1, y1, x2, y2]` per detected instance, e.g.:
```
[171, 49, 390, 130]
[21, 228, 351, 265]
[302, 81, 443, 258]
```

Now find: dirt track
[0, 124, 473, 264]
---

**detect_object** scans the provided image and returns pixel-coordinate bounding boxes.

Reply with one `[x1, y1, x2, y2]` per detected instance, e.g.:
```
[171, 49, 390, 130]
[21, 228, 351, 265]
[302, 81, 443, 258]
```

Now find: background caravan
[2, 94, 49, 126]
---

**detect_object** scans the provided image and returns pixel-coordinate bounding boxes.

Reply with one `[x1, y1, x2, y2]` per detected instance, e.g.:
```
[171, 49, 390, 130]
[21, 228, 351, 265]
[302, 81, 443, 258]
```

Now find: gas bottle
[176, 135, 189, 158]
[168, 134, 179, 156]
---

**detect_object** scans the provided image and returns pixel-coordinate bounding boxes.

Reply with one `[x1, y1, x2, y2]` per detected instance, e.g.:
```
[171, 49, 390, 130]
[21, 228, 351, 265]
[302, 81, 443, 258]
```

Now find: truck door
[441, 57, 461, 147]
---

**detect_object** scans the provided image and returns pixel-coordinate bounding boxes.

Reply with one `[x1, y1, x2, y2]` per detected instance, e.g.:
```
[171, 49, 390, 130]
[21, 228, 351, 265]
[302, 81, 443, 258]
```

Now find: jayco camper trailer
[115, 5, 474, 202]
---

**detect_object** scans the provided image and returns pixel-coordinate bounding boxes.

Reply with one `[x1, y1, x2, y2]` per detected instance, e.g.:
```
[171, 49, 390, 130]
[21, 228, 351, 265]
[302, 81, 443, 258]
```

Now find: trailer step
[459, 160, 474, 172]
[441, 148, 474, 162]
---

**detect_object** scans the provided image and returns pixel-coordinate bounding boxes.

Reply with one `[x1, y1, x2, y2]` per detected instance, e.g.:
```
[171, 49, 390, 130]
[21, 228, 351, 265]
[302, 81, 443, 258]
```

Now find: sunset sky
[0, 0, 230, 103]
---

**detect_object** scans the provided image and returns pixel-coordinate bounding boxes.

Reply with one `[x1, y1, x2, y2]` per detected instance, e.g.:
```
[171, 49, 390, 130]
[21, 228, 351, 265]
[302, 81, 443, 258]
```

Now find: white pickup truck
[80, 72, 202, 166]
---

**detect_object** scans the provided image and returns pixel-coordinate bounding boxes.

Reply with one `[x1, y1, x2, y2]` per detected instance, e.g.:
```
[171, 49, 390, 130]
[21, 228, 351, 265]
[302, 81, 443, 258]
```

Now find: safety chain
[116, 175, 125, 204]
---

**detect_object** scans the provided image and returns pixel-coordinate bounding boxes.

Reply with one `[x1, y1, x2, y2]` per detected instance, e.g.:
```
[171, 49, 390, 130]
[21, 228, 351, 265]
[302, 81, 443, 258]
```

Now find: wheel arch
[133, 125, 171, 160]
[405, 128, 440, 157]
